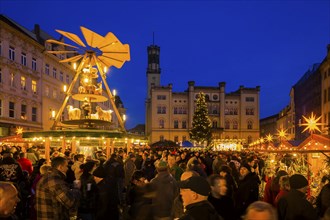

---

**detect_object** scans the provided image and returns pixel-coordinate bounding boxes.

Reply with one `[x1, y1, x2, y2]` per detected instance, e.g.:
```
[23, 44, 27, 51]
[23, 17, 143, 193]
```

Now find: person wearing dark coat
[93, 165, 120, 220]
[178, 175, 223, 220]
[277, 174, 318, 220]
[78, 161, 97, 220]
[316, 183, 330, 218]
[126, 170, 153, 220]
[207, 174, 234, 220]
[234, 163, 259, 220]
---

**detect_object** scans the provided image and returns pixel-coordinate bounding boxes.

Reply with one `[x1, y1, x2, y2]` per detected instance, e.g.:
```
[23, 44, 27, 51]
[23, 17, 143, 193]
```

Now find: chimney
[34, 24, 40, 36]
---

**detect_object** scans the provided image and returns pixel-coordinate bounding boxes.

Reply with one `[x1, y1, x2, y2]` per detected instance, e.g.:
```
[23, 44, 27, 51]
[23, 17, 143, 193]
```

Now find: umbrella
[181, 140, 194, 147]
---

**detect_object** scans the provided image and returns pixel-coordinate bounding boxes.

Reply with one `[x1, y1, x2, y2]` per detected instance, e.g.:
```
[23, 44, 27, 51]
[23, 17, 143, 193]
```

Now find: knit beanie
[289, 174, 308, 189]
[240, 163, 251, 172]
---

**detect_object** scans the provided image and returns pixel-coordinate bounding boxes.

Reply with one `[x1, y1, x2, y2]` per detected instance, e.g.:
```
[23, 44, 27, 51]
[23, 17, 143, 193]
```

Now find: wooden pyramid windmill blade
[45, 26, 130, 132]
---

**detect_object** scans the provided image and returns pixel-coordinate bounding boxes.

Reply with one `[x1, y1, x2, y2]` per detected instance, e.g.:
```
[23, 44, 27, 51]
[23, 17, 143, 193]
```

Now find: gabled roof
[0, 14, 38, 42]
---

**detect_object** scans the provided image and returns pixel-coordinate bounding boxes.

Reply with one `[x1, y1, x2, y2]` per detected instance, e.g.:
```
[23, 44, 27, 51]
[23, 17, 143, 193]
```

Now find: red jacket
[17, 158, 33, 175]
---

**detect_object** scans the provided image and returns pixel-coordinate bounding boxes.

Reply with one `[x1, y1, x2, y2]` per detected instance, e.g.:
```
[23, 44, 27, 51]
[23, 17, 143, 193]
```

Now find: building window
[157, 106, 162, 114]
[32, 58, 37, 71]
[233, 135, 238, 139]
[212, 120, 217, 128]
[9, 101, 15, 118]
[21, 104, 27, 120]
[174, 120, 179, 129]
[246, 97, 255, 102]
[45, 86, 49, 97]
[225, 108, 229, 115]
[225, 120, 230, 129]
[10, 72, 15, 87]
[234, 108, 238, 115]
[213, 94, 218, 100]
[182, 120, 187, 129]
[182, 136, 187, 142]
[159, 119, 164, 128]
[162, 106, 166, 114]
[53, 68, 57, 78]
[53, 89, 57, 99]
[324, 89, 327, 104]
[45, 64, 50, 75]
[157, 95, 166, 100]
[247, 120, 253, 129]
[32, 107, 37, 122]
[182, 107, 187, 114]
[205, 94, 210, 101]
[246, 108, 254, 115]
[174, 136, 179, 143]
[230, 108, 234, 115]
[233, 120, 238, 129]
[21, 52, 27, 66]
[60, 72, 64, 81]
[21, 76, 26, 90]
[178, 107, 183, 114]
[0, 99, 2, 116]
[9, 46, 15, 61]
[66, 75, 70, 83]
[0, 68, 2, 83]
[32, 80, 37, 94]
[174, 107, 178, 114]
[160, 135, 164, 142]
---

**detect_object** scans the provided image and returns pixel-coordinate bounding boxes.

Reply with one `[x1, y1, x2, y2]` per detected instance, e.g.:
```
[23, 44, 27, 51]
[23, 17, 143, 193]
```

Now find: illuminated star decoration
[266, 134, 273, 142]
[300, 112, 324, 134]
[277, 128, 288, 140]
[16, 126, 23, 135]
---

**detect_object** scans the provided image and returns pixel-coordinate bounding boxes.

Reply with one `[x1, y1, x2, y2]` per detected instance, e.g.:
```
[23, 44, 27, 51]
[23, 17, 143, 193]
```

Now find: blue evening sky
[1, 0, 329, 129]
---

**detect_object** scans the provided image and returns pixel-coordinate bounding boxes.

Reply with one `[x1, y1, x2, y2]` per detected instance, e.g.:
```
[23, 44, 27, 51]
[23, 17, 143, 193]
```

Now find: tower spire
[153, 32, 155, 45]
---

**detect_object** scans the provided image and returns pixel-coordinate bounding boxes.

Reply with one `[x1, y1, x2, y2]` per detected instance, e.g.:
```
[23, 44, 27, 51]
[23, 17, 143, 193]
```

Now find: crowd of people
[0, 144, 330, 220]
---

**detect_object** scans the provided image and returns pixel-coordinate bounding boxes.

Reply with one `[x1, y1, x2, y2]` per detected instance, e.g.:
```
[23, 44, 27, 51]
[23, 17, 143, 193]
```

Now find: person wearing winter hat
[93, 165, 120, 219]
[234, 162, 260, 219]
[178, 176, 223, 220]
[277, 174, 317, 220]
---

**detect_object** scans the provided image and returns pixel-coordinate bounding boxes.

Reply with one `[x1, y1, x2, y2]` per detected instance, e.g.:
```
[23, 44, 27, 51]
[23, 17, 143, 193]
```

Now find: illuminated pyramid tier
[46, 27, 130, 131]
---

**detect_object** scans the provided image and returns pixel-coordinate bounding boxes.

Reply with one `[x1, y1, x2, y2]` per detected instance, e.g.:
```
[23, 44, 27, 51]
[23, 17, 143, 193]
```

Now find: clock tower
[146, 44, 161, 99]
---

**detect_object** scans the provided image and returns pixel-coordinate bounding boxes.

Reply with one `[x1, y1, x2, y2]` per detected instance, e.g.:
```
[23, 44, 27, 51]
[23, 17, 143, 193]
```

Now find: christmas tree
[189, 92, 212, 145]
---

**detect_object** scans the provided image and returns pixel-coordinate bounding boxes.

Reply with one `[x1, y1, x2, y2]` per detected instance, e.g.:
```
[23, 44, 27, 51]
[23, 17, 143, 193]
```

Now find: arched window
[225, 120, 230, 129]
[248, 136, 252, 144]
[233, 135, 238, 139]
[174, 120, 179, 129]
[212, 120, 218, 128]
[182, 120, 187, 129]
[247, 120, 253, 129]
[233, 120, 238, 129]
[159, 119, 164, 128]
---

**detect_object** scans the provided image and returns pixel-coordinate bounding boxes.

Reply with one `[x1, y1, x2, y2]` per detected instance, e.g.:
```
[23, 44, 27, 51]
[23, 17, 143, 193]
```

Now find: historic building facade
[145, 44, 260, 145]
[0, 15, 122, 137]
[320, 45, 330, 135]
[260, 45, 330, 141]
